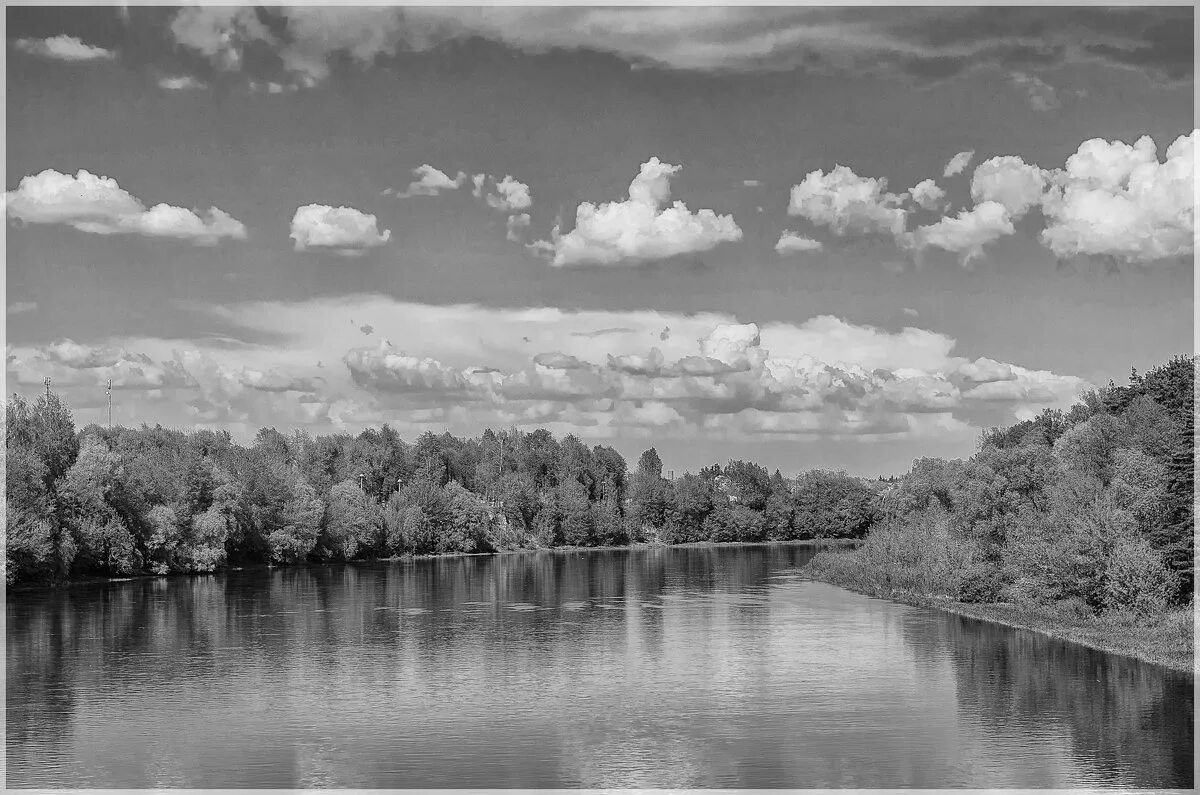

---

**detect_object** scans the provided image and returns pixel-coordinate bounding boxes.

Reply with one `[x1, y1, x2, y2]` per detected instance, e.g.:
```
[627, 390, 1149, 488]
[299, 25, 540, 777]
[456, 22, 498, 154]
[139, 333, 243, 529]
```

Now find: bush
[1103, 535, 1176, 615]
[954, 562, 1006, 603]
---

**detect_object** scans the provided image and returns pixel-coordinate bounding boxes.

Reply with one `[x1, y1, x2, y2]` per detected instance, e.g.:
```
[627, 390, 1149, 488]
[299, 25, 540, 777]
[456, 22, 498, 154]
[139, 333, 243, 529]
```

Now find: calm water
[6, 543, 1194, 788]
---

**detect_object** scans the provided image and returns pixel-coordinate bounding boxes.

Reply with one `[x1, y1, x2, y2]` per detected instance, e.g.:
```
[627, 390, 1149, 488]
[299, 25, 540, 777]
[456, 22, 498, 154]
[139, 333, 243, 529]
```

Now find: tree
[558, 479, 594, 546]
[443, 481, 495, 554]
[1103, 535, 1176, 616]
[189, 506, 230, 571]
[629, 448, 669, 531]
[268, 479, 323, 563]
[721, 460, 772, 510]
[665, 474, 714, 543]
[57, 436, 142, 576]
[321, 480, 382, 560]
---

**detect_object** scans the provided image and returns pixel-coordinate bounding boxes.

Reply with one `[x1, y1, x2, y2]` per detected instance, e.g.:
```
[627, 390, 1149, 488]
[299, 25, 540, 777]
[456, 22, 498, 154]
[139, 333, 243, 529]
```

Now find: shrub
[1103, 535, 1176, 615]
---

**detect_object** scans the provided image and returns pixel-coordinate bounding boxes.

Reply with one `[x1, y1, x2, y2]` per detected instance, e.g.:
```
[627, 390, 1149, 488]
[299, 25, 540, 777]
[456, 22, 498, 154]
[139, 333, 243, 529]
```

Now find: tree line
[808, 355, 1195, 616]
[5, 395, 878, 586]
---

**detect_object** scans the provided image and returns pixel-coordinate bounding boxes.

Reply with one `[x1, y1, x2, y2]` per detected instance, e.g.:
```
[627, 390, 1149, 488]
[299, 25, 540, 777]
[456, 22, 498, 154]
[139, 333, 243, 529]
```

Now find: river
[5, 543, 1193, 788]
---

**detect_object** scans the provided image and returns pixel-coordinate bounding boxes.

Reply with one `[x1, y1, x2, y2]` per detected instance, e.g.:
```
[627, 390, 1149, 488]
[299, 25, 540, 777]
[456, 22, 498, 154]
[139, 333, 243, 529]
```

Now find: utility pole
[106, 379, 112, 428]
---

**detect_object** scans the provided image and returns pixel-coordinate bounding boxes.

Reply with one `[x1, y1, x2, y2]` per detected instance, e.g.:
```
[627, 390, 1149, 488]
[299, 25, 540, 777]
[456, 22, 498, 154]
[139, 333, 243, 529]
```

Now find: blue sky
[5, 6, 1195, 476]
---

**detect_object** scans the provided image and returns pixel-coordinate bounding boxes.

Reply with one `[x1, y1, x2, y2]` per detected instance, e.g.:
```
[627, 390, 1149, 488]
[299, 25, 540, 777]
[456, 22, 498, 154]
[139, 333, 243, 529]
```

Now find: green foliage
[790, 470, 878, 539]
[268, 479, 323, 564]
[1103, 535, 1176, 616]
[321, 479, 383, 560]
[810, 354, 1193, 619]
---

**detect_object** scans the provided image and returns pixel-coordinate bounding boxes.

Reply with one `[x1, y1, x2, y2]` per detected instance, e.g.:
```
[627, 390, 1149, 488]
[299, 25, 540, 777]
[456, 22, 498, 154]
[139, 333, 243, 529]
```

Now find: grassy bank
[806, 552, 1195, 674]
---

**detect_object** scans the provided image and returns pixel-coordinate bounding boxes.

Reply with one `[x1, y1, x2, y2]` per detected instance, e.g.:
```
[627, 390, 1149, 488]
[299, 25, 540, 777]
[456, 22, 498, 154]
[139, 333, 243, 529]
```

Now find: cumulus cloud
[20, 295, 1086, 443]
[533, 351, 590, 370]
[908, 179, 946, 211]
[907, 129, 1196, 265]
[14, 35, 115, 62]
[7, 301, 38, 315]
[787, 165, 908, 238]
[289, 204, 391, 255]
[943, 150, 975, 178]
[390, 164, 467, 198]
[387, 167, 534, 246]
[537, 156, 742, 267]
[774, 230, 824, 254]
[970, 156, 1050, 219]
[903, 201, 1015, 264]
[4, 169, 247, 245]
[158, 75, 206, 90]
[486, 175, 533, 212]
[505, 213, 531, 243]
[1038, 131, 1195, 263]
[169, 6, 274, 71]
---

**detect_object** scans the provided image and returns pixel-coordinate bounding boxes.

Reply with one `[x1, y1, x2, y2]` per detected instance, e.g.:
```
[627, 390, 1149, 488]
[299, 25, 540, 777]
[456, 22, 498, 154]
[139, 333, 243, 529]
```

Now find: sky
[4, 5, 1196, 477]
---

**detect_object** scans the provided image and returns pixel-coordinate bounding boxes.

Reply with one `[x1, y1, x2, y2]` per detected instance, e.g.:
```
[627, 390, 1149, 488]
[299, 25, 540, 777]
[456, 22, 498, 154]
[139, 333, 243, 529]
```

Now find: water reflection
[6, 543, 1192, 788]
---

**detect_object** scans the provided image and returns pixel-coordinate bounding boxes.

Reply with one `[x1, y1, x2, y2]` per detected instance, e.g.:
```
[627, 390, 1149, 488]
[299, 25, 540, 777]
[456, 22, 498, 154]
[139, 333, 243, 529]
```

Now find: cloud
[505, 213, 531, 243]
[166, 8, 1191, 84]
[901, 307, 920, 318]
[14, 35, 115, 62]
[289, 204, 391, 256]
[908, 179, 946, 212]
[1010, 72, 1062, 111]
[169, 7, 274, 71]
[943, 150, 975, 178]
[537, 156, 742, 267]
[533, 351, 589, 370]
[158, 75, 206, 91]
[903, 129, 1196, 265]
[570, 327, 637, 338]
[970, 155, 1050, 218]
[1039, 130, 1196, 263]
[4, 169, 247, 245]
[16, 295, 1086, 442]
[486, 176, 533, 212]
[787, 165, 908, 238]
[391, 164, 467, 198]
[903, 201, 1015, 264]
[388, 168, 534, 246]
[774, 231, 824, 254]
[344, 342, 476, 394]
[7, 301, 38, 315]
[249, 80, 296, 95]
[742, 179, 763, 187]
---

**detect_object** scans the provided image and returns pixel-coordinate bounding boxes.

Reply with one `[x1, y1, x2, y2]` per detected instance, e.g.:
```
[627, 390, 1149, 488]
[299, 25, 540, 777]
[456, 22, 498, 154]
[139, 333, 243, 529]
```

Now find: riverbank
[803, 569, 1195, 674]
[6, 537, 860, 592]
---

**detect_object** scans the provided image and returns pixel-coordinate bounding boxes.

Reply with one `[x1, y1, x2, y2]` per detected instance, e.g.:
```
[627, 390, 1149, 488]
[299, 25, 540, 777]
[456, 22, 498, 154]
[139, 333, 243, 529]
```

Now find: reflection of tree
[8, 543, 859, 787]
[901, 609, 1193, 788]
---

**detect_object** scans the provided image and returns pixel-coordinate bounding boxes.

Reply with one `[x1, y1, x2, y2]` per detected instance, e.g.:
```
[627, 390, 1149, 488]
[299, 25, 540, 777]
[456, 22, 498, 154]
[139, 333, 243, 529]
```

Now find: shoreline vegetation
[7, 537, 862, 593]
[802, 565, 1195, 674]
[5, 355, 1194, 674]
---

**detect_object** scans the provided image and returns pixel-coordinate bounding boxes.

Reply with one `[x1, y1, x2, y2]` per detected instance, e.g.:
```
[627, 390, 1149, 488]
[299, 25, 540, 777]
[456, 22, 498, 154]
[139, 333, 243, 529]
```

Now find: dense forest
[809, 355, 1195, 619]
[4, 393, 878, 586]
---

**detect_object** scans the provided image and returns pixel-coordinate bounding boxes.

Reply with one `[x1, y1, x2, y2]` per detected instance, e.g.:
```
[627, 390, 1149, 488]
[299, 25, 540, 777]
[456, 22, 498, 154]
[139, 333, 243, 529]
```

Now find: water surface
[6, 544, 1193, 788]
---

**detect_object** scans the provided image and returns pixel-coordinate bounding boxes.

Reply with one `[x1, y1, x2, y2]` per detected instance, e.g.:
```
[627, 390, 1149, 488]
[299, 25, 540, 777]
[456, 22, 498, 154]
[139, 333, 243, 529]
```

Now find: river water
[5, 543, 1193, 788]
